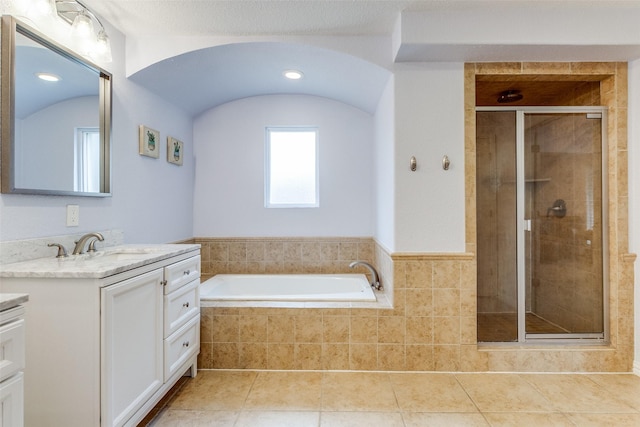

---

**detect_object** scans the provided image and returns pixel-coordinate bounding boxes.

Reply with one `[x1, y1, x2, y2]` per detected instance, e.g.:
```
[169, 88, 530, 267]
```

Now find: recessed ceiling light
[283, 70, 303, 80]
[36, 73, 61, 82]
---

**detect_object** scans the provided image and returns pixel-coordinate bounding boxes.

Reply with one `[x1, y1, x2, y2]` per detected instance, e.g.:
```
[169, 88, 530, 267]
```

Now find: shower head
[497, 90, 523, 103]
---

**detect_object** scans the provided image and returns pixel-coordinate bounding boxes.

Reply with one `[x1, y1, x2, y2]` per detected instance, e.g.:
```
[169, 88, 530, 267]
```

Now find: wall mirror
[1, 15, 111, 196]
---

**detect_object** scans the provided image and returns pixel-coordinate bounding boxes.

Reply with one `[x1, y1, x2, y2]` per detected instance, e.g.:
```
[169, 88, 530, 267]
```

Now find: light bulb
[95, 29, 112, 62]
[70, 9, 94, 39]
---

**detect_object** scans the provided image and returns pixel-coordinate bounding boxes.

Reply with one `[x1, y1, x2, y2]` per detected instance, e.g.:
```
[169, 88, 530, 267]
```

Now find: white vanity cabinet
[0, 246, 200, 427]
[0, 297, 28, 427]
[101, 269, 164, 427]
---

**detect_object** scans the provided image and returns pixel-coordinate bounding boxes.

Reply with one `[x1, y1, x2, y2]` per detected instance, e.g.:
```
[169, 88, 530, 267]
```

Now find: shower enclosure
[476, 107, 608, 343]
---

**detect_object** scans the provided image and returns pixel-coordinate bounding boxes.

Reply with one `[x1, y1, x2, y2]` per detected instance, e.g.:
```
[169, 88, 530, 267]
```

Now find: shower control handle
[546, 199, 567, 218]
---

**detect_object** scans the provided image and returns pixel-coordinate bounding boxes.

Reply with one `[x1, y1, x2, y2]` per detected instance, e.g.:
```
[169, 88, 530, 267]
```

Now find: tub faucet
[349, 260, 382, 290]
[72, 232, 104, 255]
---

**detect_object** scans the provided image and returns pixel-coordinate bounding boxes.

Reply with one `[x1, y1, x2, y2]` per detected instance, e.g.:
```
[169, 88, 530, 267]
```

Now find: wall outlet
[66, 205, 80, 227]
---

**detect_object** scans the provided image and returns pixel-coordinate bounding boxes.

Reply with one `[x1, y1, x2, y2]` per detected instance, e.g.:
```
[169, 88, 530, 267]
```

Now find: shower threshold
[477, 312, 568, 343]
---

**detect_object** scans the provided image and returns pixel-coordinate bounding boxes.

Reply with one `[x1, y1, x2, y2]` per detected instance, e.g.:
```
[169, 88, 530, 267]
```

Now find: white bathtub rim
[200, 273, 377, 303]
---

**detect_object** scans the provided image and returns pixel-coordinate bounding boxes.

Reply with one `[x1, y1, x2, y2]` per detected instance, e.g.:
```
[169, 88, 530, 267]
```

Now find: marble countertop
[0, 293, 29, 311]
[0, 244, 200, 279]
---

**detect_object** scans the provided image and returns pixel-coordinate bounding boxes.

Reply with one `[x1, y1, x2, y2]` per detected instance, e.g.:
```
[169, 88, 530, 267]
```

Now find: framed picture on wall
[139, 125, 160, 158]
[167, 136, 184, 166]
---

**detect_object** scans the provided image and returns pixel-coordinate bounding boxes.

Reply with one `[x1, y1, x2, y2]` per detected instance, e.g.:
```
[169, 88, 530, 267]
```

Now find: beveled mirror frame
[0, 15, 112, 197]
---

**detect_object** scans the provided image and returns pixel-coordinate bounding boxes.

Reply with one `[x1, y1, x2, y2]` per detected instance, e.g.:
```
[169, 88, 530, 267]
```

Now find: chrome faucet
[72, 232, 105, 255]
[349, 260, 382, 290]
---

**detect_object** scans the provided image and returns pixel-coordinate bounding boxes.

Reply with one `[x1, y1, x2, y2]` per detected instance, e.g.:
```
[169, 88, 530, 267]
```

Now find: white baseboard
[634, 360, 640, 376]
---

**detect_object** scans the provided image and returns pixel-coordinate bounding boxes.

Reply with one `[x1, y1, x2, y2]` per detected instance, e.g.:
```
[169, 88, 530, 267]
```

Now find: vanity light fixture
[54, 0, 112, 62]
[36, 72, 61, 82]
[283, 70, 304, 80]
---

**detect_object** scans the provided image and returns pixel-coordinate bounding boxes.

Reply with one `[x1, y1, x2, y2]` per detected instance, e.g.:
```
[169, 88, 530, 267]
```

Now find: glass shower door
[521, 111, 606, 339]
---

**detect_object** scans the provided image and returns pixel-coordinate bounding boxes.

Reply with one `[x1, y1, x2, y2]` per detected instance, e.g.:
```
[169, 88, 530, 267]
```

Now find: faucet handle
[48, 243, 68, 258]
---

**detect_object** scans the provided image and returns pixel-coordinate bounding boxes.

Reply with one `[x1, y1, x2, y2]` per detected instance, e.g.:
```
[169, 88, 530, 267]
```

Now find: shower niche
[476, 108, 607, 343]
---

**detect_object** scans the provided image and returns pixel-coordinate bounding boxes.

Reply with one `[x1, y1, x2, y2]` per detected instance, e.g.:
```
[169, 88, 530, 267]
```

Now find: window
[265, 127, 318, 208]
[74, 127, 100, 192]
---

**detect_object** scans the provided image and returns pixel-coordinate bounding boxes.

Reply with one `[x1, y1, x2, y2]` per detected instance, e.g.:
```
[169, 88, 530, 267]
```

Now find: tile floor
[147, 370, 640, 426]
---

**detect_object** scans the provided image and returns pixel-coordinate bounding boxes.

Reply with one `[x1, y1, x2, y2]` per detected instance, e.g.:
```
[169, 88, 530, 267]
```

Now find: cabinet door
[0, 372, 24, 427]
[101, 270, 164, 427]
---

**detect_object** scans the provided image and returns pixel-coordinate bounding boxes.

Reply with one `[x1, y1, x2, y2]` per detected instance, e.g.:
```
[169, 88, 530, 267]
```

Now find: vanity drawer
[164, 314, 200, 381]
[164, 255, 201, 294]
[164, 279, 200, 337]
[0, 318, 25, 383]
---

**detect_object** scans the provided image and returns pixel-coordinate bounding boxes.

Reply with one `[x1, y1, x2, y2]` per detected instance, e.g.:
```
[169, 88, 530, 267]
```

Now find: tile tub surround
[200, 237, 633, 372]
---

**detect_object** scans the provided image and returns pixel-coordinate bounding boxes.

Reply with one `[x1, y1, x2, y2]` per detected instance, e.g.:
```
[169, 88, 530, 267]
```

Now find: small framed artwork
[167, 136, 184, 166]
[139, 125, 160, 158]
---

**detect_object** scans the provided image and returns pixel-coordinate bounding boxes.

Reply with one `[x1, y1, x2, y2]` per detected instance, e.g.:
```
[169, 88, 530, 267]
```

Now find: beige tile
[321, 372, 398, 411]
[378, 316, 405, 344]
[211, 343, 239, 369]
[455, 373, 552, 412]
[483, 412, 574, 426]
[323, 316, 350, 343]
[587, 374, 640, 411]
[391, 373, 477, 412]
[234, 411, 320, 427]
[433, 261, 461, 288]
[434, 345, 460, 371]
[267, 343, 295, 370]
[294, 343, 323, 370]
[295, 315, 323, 343]
[522, 374, 637, 413]
[402, 412, 490, 427]
[267, 315, 295, 343]
[149, 409, 238, 426]
[350, 316, 377, 343]
[566, 413, 640, 427]
[168, 371, 257, 410]
[349, 343, 378, 370]
[320, 411, 405, 427]
[406, 345, 435, 371]
[405, 288, 433, 316]
[238, 343, 267, 369]
[405, 316, 433, 344]
[377, 344, 406, 371]
[197, 342, 213, 369]
[322, 343, 350, 370]
[338, 242, 358, 260]
[244, 371, 322, 410]
[239, 315, 267, 342]
[433, 289, 460, 316]
[211, 315, 239, 343]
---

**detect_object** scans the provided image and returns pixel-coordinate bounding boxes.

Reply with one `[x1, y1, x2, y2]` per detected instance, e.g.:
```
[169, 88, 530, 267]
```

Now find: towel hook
[442, 155, 450, 171]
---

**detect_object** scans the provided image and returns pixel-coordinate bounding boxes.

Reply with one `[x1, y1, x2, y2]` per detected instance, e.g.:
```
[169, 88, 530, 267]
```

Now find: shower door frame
[476, 106, 609, 344]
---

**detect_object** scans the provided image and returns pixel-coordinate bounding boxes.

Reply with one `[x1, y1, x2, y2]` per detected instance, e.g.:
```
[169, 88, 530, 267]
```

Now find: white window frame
[74, 127, 100, 192]
[265, 127, 319, 208]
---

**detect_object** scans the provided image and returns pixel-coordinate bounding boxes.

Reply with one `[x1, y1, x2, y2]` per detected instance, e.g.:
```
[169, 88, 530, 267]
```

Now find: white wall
[373, 77, 395, 251]
[629, 59, 640, 374]
[0, 18, 195, 244]
[193, 94, 374, 238]
[393, 62, 466, 253]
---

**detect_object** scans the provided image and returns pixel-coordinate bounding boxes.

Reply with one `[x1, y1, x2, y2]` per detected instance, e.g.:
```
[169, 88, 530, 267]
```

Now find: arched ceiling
[129, 42, 391, 116]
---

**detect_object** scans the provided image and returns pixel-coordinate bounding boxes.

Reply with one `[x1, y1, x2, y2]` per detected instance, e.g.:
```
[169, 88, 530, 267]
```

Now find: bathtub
[200, 274, 376, 302]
